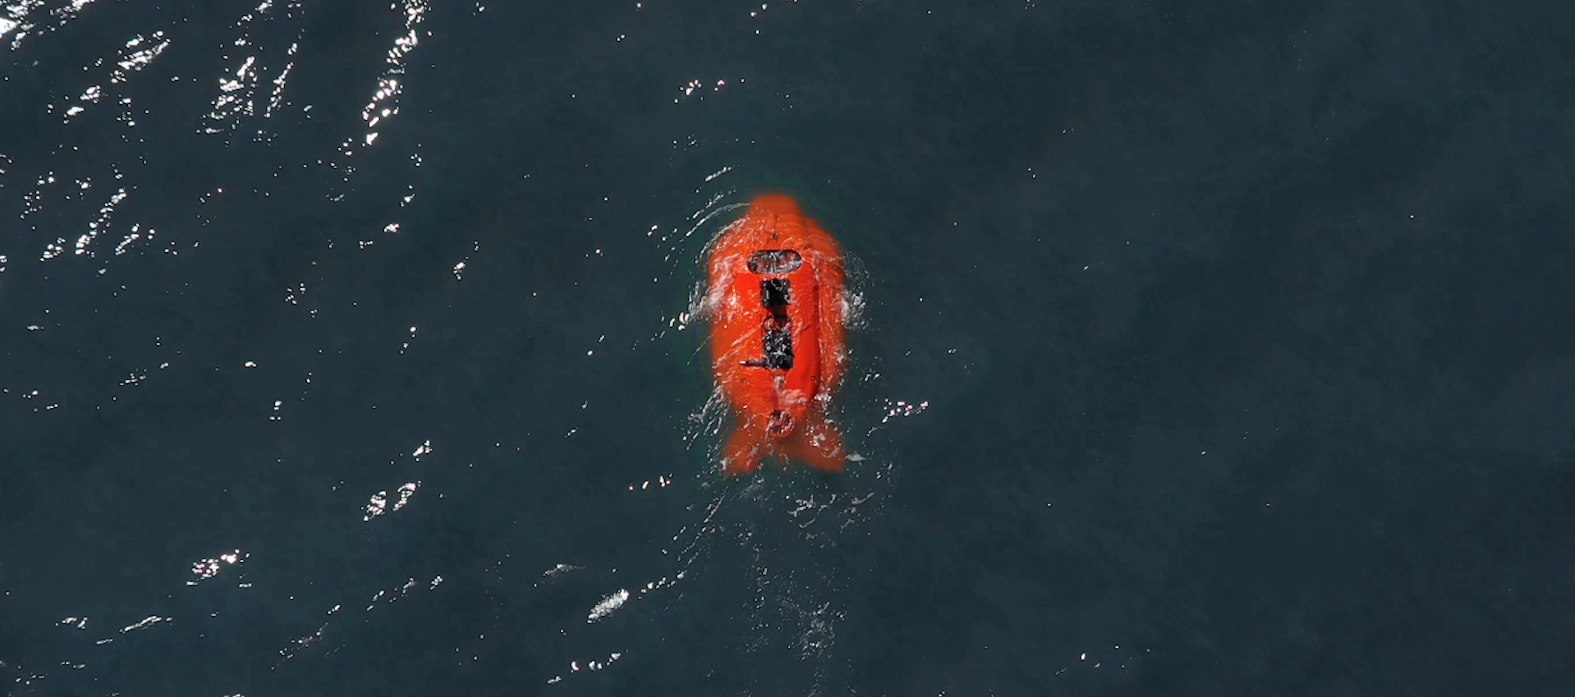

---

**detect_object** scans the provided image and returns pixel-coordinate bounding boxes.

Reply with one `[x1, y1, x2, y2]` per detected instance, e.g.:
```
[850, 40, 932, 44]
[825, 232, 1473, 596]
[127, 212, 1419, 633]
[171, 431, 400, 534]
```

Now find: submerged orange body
[706, 194, 848, 475]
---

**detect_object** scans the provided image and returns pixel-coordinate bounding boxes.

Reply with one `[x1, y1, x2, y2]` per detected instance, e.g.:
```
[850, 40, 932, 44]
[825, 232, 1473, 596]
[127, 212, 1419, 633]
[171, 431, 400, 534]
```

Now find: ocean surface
[3, 1, 1573, 695]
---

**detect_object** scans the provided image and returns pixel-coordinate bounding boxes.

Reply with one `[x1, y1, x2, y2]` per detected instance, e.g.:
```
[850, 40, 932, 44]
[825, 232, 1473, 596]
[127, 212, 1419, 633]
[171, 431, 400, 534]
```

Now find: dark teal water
[3, 1, 1574, 695]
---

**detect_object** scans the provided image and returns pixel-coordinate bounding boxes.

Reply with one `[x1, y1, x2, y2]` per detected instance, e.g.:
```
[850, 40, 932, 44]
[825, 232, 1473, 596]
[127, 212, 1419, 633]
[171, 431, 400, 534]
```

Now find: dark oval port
[748, 249, 802, 274]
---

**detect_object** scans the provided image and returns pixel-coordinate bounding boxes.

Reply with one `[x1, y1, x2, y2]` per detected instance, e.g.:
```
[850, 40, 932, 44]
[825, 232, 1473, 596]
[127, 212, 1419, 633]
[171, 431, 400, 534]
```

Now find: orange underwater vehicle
[706, 193, 848, 475]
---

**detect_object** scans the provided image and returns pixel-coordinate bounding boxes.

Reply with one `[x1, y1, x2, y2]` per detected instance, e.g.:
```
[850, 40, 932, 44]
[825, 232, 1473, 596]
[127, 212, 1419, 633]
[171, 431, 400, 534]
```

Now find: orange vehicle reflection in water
[704, 193, 848, 475]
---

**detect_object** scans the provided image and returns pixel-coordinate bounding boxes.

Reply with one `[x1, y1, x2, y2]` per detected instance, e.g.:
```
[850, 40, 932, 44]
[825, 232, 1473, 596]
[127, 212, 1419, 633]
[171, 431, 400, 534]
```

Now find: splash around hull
[705, 193, 848, 475]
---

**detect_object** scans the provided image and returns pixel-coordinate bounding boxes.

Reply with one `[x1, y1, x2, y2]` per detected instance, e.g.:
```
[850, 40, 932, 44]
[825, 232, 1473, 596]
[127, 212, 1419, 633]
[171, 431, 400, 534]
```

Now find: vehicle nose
[747, 193, 801, 217]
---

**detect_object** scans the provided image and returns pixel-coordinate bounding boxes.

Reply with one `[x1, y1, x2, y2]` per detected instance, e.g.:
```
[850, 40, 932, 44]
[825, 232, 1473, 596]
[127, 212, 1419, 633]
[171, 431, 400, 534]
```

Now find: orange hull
[706, 194, 848, 475]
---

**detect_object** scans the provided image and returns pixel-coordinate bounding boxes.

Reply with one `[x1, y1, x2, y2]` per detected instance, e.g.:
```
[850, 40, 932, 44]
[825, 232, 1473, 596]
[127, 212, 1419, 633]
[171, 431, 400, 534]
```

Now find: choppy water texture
[3, 1, 1575, 695]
